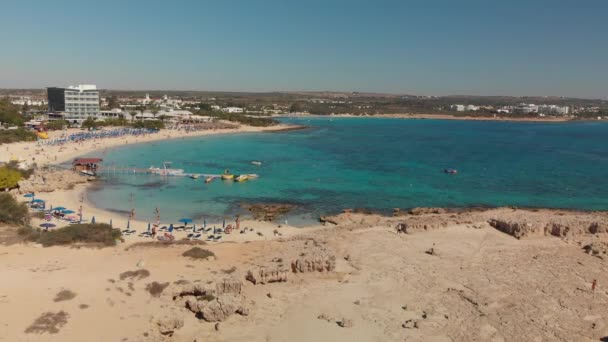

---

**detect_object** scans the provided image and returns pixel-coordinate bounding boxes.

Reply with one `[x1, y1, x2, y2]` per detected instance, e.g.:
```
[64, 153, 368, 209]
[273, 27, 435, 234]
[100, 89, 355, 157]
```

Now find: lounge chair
[193, 233, 202, 239]
[186, 233, 194, 239]
[214, 235, 222, 241]
[206, 235, 215, 241]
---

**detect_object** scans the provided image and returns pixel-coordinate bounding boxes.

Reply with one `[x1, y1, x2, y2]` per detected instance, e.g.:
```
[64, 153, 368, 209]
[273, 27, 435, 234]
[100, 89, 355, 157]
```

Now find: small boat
[149, 161, 184, 176]
[221, 169, 234, 180]
[80, 170, 96, 176]
[205, 176, 215, 183]
[235, 174, 249, 182]
[444, 168, 458, 174]
[251, 161, 262, 166]
[190, 174, 200, 179]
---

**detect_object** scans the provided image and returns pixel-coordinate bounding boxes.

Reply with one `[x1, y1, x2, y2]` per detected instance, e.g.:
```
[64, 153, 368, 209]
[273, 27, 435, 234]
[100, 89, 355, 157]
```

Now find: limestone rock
[154, 315, 184, 336]
[338, 318, 353, 328]
[216, 278, 242, 295]
[246, 268, 288, 285]
[291, 252, 336, 273]
[187, 294, 249, 322]
[488, 219, 543, 239]
[17, 169, 89, 194]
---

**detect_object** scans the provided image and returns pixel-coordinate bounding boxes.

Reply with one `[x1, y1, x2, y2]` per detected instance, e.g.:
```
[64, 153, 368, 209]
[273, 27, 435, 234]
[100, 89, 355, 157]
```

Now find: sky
[0, 0, 606, 98]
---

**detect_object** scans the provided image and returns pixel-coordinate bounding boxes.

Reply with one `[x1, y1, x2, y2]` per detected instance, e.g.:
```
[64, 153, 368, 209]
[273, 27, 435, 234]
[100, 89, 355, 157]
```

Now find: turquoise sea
[84, 118, 608, 226]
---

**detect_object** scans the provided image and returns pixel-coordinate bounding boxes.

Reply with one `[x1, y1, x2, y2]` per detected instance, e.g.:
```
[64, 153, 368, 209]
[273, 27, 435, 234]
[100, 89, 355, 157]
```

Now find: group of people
[38, 128, 159, 146]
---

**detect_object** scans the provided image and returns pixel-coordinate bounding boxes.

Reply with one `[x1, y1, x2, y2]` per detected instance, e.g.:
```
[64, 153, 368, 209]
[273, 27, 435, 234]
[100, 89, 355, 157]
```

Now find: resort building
[47, 85, 100, 123]
[450, 105, 466, 112]
[97, 108, 125, 121]
[222, 107, 244, 113]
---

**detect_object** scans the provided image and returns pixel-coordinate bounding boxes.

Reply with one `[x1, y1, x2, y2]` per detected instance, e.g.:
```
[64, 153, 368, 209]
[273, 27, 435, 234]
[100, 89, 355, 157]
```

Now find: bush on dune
[20, 223, 122, 247]
[0, 193, 30, 226]
[0, 128, 37, 144]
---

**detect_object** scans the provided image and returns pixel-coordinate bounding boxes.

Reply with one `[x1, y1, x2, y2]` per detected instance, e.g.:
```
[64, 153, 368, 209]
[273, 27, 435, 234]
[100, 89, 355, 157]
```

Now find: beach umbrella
[23, 193, 34, 198]
[62, 210, 75, 214]
[222, 219, 225, 228]
[147, 222, 151, 233]
[178, 218, 193, 224]
[53, 207, 66, 211]
[168, 224, 174, 233]
[203, 218, 206, 228]
[31, 199, 44, 203]
[40, 223, 56, 230]
[109, 219, 113, 227]
[91, 216, 96, 224]
[50, 205, 53, 211]
[192, 224, 196, 233]
[127, 220, 131, 229]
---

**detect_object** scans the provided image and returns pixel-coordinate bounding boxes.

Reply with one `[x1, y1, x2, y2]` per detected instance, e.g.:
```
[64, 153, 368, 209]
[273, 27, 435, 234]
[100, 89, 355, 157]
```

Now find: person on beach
[592, 279, 597, 291]
[152, 226, 157, 238]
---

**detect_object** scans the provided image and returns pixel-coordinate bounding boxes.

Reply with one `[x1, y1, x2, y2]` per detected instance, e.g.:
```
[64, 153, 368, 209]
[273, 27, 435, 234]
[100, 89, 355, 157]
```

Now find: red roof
[72, 158, 103, 165]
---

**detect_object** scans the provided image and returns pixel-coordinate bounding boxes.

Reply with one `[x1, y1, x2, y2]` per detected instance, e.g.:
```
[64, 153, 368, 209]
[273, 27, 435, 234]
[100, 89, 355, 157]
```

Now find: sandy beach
[1, 207, 607, 341]
[2, 123, 300, 167]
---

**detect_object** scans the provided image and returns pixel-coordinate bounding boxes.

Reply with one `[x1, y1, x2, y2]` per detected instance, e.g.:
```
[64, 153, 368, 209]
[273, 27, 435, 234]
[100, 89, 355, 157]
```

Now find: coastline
[10, 122, 322, 243]
[280, 113, 579, 122]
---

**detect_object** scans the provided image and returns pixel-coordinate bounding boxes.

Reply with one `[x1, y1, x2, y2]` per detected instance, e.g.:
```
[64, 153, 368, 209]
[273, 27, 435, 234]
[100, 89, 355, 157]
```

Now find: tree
[81, 117, 97, 129]
[0, 192, 29, 225]
[45, 120, 69, 131]
[107, 96, 119, 109]
[0, 167, 23, 190]
[0, 97, 24, 126]
[289, 102, 303, 113]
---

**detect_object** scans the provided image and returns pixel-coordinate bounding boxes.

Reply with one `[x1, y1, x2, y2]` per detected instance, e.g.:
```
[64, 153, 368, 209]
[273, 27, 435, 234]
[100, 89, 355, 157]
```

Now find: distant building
[538, 104, 569, 115]
[513, 103, 539, 114]
[47, 85, 100, 123]
[222, 107, 244, 113]
[450, 105, 466, 112]
[465, 105, 480, 111]
[97, 108, 125, 121]
[10, 96, 47, 107]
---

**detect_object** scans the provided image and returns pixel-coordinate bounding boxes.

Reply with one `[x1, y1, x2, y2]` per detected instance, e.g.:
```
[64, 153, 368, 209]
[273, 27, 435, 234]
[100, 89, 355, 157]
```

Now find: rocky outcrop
[291, 252, 336, 273]
[17, 169, 90, 194]
[186, 294, 249, 322]
[583, 241, 608, 259]
[215, 278, 242, 295]
[242, 203, 296, 221]
[171, 279, 249, 322]
[489, 219, 608, 239]
[246, 268, 288, 285]
[408, 207, 448, 216]
[488, 219, 544, 239]
[154, 314, 184, 336]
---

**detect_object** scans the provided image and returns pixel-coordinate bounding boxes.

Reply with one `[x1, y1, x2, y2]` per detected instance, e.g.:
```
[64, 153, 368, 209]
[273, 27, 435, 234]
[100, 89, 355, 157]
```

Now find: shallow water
[85, 117, 608, 225]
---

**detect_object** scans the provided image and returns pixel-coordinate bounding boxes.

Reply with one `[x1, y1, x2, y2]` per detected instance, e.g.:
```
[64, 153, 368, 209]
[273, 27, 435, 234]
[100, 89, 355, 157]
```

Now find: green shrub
[0, 98, 24, 126]
[45, 120, 69, 131]
[0, 167, 23, 189]
[0, 128, 37, 144]
[0, 193, 30, 225]
[6, 160, 35, 179]
[182, 247, 215, 260]
[33, 223, 122, 247]
[130, 120, 164, 130]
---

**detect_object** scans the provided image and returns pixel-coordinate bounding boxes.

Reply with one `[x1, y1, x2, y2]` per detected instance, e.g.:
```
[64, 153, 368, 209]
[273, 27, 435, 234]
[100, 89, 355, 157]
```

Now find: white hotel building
[47, 85, 100, 123]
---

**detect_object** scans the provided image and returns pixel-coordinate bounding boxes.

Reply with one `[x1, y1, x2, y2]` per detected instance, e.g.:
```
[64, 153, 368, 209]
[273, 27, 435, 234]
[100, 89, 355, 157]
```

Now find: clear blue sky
[0, 0, 606, 98]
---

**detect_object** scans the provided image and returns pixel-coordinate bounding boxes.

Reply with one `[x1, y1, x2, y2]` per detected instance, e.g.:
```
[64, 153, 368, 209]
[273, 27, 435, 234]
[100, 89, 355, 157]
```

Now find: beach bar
[72, 158, 103, 176]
